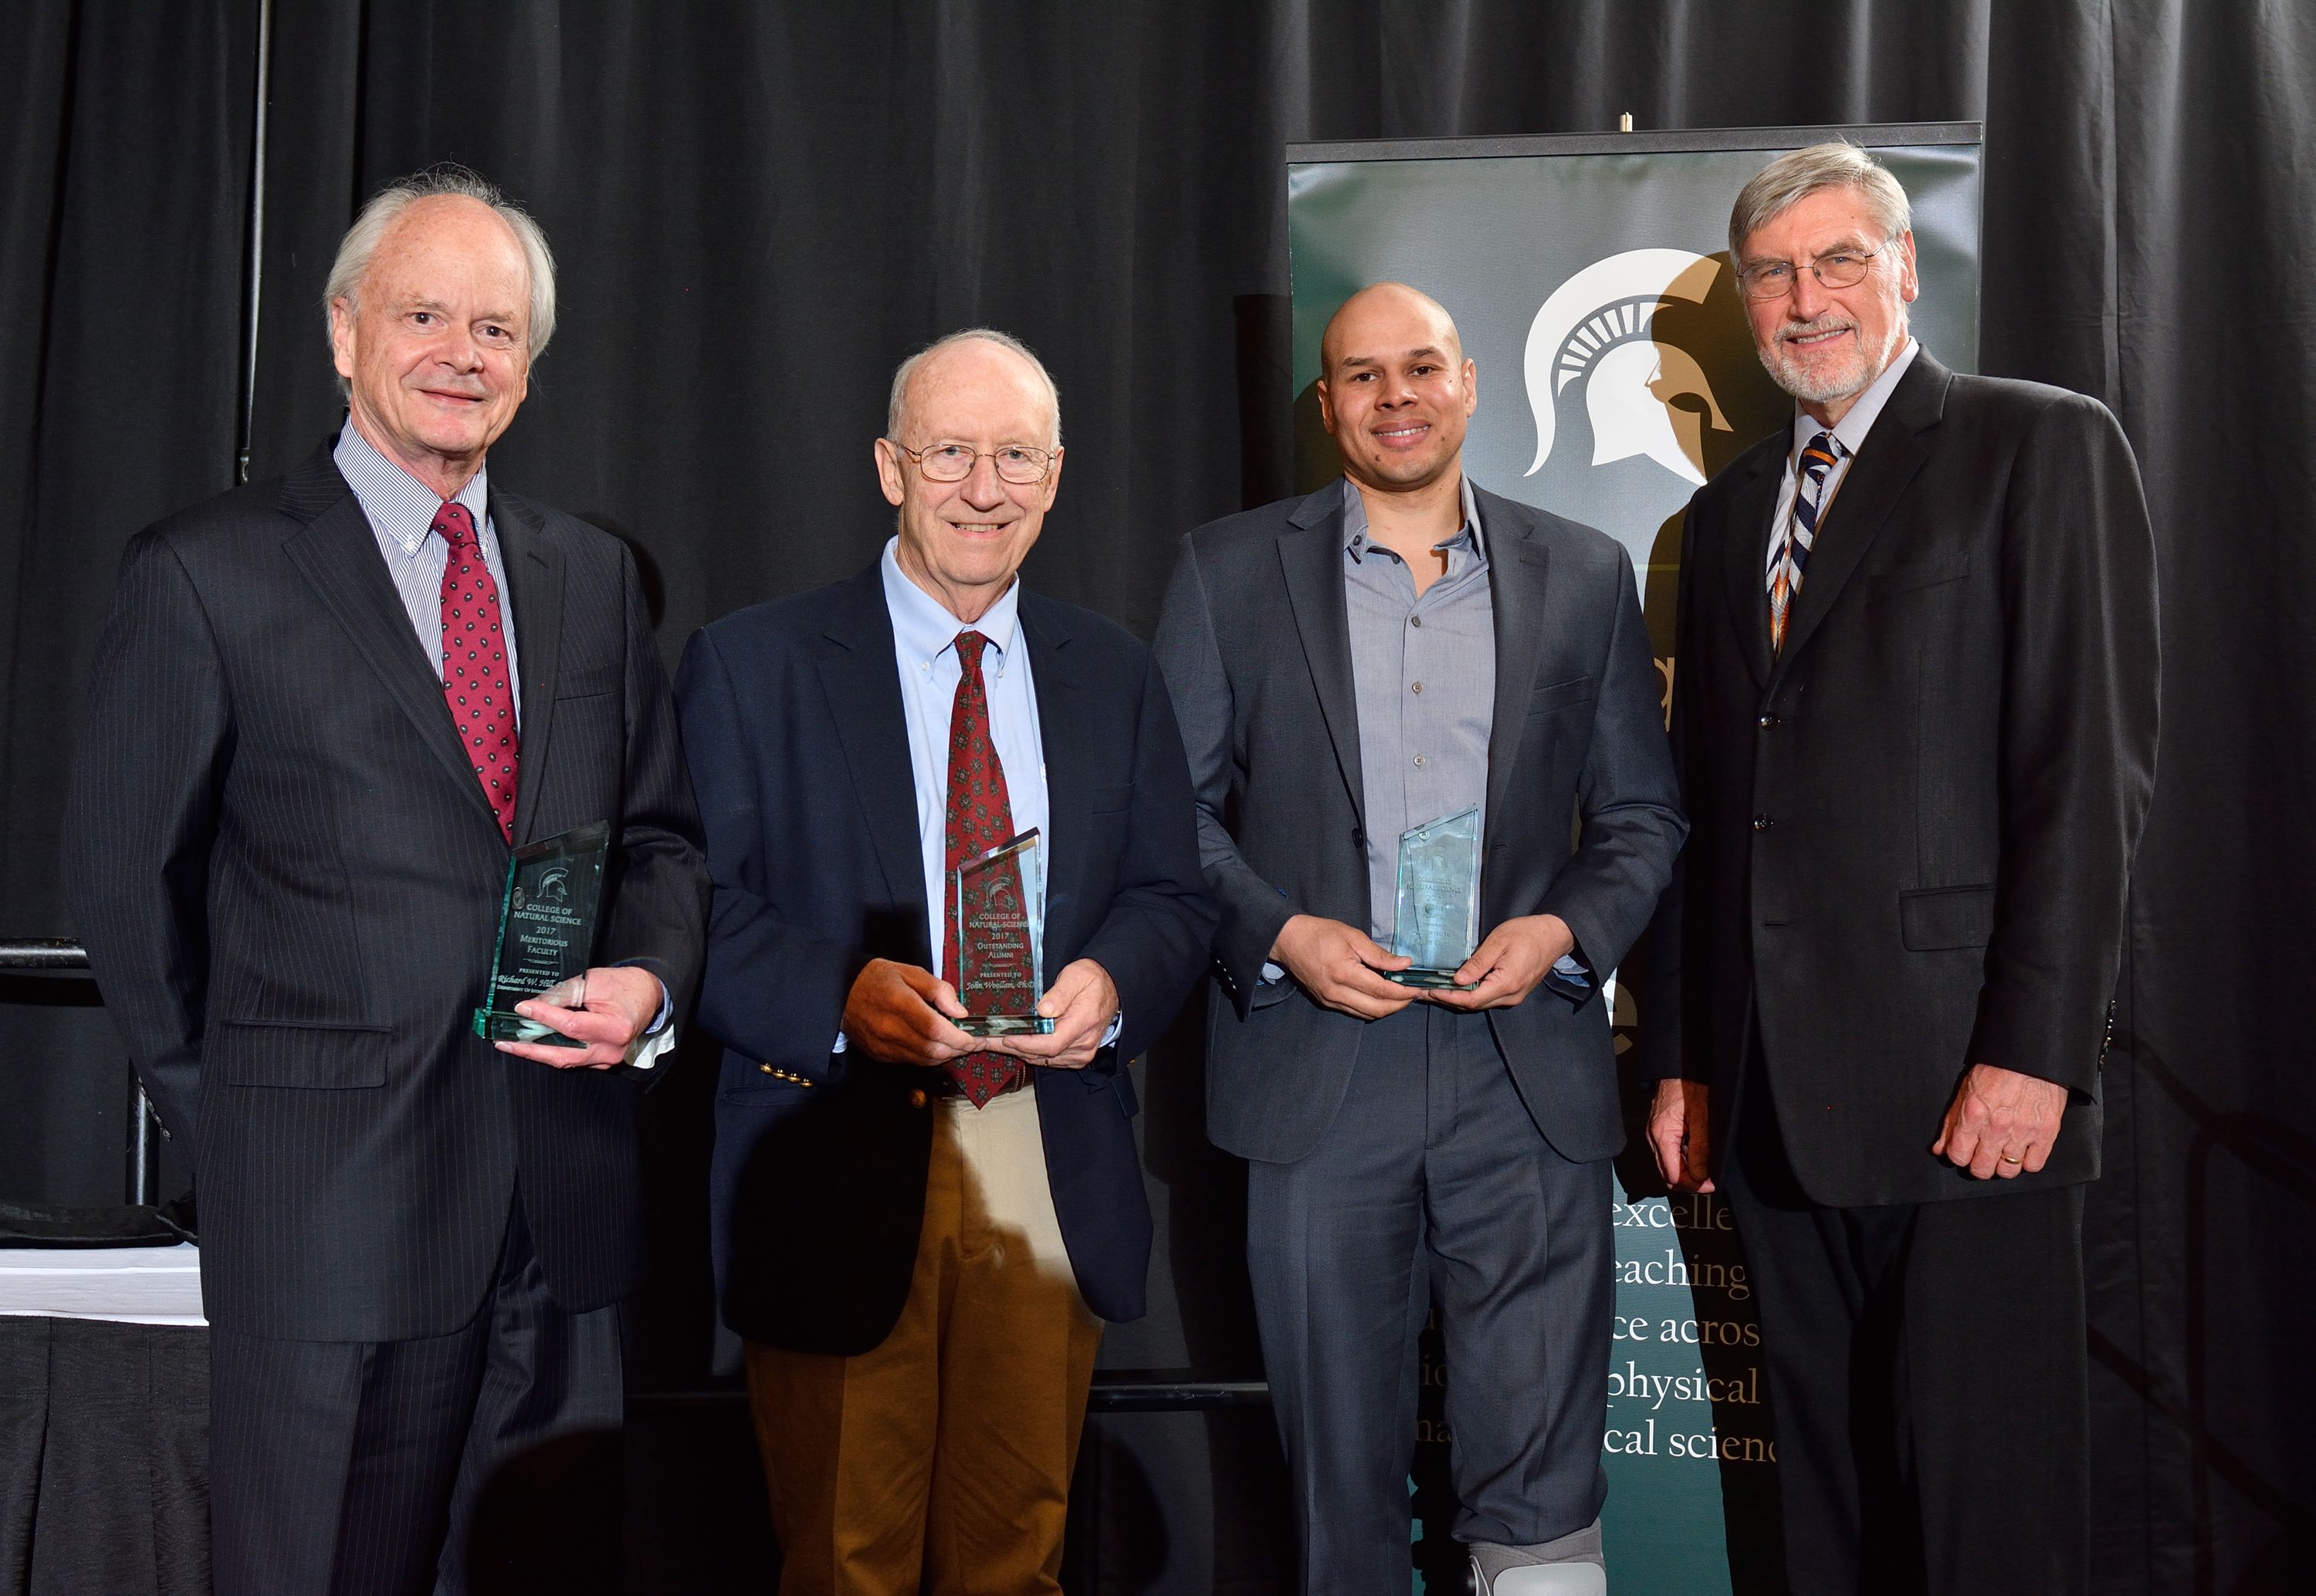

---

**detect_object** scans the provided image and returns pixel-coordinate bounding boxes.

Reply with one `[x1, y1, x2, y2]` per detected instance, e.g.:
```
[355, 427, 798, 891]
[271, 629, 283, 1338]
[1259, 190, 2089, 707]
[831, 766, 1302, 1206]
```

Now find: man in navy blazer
[674, 329, 1214, 1593]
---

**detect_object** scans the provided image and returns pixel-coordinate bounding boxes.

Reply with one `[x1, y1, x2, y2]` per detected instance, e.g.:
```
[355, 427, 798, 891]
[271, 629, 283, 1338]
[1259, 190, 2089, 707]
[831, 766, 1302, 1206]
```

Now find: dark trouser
[1720, 1044, 2090, 1596]
[1246, 1003, 1611, 1596]
[207, 1193, 628, 1596]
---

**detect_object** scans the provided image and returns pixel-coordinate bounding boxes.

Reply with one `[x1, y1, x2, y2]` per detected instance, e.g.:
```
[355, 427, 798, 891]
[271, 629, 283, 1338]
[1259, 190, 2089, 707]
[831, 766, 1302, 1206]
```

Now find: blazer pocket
[557, 661, 620, 698]
[1089, 783, 1134, 816]
[1529, 675, 1595, 715]
[212, 1019, 389, 1089]
[1899, 884, 1996, 952]
[1868, 559, 1970, 601]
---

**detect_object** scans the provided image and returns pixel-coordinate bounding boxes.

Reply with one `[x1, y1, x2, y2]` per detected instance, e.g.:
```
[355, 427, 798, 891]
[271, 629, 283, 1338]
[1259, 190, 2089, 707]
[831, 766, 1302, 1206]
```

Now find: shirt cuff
[1099, 1009, 1125, 1050]
[1542, 951, 1593, 1003]
[622, 972, 675, 1070]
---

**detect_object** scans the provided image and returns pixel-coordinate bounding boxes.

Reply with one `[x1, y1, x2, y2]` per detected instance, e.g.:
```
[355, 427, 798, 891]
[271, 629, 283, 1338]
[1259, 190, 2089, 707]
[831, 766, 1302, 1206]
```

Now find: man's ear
[328, 298, 357, 382]
[872, 436, 907, 508]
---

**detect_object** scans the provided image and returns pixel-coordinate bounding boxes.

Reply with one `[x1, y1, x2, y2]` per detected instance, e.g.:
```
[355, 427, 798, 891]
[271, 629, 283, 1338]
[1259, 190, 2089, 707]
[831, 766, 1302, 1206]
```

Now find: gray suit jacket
[1155, 482, 1685, 1165]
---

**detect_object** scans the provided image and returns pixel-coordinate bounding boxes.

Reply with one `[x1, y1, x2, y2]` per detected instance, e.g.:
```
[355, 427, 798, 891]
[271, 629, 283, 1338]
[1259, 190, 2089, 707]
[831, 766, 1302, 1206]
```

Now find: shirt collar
[1792, 336, 1920, 464]
[334, 418, 490, 556]
[879, 536, 1024, 671]
[1341, 474, 1486, 563]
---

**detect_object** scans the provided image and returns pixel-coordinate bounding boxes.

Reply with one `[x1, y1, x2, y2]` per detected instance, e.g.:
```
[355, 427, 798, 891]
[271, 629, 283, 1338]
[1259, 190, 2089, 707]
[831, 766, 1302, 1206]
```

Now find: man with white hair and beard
[1640, 143, 2159, 1594]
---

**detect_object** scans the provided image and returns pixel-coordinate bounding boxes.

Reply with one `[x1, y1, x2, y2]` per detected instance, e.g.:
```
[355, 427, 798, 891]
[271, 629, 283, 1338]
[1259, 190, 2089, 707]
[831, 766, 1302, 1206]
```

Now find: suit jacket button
[1752, 815, 1774, 831]
[1758, 714, 1778, 729]
[759, 1063, 774, 1074]
[909, 1089, 929, 1109]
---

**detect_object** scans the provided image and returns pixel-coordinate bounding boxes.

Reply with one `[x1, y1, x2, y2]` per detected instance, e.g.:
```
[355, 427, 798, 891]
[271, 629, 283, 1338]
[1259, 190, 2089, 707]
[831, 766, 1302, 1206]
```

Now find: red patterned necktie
[434, 501, 519, 840]
[941, 630, 1025, 1106]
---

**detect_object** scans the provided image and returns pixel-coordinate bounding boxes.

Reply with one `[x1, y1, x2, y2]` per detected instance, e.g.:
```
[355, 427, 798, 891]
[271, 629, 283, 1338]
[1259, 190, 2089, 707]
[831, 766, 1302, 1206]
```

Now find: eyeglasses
[1735, 248, 1884, 300]
[889, 441, 1057, 485]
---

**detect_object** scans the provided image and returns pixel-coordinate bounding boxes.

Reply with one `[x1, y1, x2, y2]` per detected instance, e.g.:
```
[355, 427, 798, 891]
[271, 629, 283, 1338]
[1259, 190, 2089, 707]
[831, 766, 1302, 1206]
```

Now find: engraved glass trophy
[1384, 806, 1481, 989]
[953, 828, 1055, 1036]
[472, 821, 611, 1047]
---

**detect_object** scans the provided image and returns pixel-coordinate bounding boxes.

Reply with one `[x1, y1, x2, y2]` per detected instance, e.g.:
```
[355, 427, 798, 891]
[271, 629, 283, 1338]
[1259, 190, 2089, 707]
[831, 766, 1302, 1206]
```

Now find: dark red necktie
[434, 501, 519, 840]
[941, 630, 1024, 1105]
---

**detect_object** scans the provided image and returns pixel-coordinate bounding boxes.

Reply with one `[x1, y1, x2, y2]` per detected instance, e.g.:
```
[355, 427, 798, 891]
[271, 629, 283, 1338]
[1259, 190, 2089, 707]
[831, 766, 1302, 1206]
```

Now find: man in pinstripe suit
[66, 169, 706, 1596]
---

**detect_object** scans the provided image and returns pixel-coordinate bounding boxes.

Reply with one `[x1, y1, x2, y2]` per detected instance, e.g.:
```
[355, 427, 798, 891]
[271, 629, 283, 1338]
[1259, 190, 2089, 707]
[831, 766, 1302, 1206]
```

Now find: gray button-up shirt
[1342, 475, 1496, 947]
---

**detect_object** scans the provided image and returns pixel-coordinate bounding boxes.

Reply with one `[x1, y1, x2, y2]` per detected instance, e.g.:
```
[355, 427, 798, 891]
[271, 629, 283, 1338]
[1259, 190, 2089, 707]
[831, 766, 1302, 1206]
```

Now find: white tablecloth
[0, 1243, 205, 1325]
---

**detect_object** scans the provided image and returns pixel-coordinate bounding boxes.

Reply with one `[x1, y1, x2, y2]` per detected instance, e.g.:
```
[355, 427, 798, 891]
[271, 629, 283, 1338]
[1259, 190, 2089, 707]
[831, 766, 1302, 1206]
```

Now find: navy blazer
[676, 560, 1215, 1354]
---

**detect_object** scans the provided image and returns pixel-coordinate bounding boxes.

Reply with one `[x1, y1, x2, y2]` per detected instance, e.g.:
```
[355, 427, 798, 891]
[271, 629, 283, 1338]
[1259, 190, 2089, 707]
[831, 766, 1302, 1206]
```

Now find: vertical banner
[1286, 125, 1983, 1594]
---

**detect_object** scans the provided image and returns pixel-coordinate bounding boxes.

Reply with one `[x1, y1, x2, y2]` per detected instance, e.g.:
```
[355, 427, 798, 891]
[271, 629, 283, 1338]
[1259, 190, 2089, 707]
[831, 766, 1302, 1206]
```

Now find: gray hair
[885, 328, 1063, 450]
[1728, 142, 1912, 263]
[323, 166, 557, 385]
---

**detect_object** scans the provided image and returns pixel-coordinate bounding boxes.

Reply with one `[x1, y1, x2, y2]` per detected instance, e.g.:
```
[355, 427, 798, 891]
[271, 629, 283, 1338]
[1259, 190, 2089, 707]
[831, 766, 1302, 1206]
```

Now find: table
[0, 1245, 209, 1594]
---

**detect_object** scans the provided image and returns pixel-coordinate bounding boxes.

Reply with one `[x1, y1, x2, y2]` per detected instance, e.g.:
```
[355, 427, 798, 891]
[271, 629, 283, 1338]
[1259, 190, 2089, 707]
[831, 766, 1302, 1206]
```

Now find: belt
[926, 1068, 1034, 1101]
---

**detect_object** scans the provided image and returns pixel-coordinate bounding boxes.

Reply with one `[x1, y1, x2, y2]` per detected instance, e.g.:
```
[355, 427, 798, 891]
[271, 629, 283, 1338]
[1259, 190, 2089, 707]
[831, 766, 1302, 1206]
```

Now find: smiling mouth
[1783, 324, 1854, 350]
[947, 522, 1013, 536]
[1372, 422, 1431, 447]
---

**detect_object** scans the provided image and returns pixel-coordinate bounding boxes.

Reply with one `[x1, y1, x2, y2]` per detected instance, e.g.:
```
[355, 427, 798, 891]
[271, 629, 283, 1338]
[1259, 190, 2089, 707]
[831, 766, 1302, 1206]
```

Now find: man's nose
[437, 325, 484, 370]
[960, 453, 1007, 506]
[1789, 265, 1830, 321]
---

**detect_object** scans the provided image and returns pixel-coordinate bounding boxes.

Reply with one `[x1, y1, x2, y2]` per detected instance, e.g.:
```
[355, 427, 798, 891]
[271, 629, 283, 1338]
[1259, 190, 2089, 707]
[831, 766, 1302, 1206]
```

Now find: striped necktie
[1769, 431, 1844, 654]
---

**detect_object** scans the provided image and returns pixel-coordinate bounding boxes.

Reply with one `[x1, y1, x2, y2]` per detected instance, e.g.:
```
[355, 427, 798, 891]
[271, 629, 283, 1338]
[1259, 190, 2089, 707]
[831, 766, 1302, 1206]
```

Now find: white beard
[1759, 314, 1905, 406]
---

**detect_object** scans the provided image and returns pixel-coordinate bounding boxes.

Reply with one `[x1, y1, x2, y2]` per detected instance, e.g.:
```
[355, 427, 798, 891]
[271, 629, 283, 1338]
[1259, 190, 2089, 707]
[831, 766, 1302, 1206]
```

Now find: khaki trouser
[746, 1084, 1102, 1595]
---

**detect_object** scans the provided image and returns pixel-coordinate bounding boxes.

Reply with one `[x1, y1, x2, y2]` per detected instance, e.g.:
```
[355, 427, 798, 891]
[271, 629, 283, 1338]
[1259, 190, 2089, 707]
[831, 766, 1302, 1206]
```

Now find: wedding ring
[1999, 1154, 2023, 1165]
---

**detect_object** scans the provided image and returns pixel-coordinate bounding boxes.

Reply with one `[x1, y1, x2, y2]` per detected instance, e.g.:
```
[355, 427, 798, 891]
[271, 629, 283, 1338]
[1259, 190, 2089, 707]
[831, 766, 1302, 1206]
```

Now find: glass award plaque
[1384, 806, 1481, 989]
[472, 821, 611, 1047]
[953, 828, 1055, 1037]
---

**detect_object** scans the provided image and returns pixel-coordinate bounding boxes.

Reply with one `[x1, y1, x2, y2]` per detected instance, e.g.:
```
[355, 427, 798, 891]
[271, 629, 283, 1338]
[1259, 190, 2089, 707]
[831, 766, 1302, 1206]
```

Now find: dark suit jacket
[675, 561, 1214, 1357]
[65, 443, 708, 1341]
[1154, 482, 1686, 1166]
[1639, 352, 2160, 1208]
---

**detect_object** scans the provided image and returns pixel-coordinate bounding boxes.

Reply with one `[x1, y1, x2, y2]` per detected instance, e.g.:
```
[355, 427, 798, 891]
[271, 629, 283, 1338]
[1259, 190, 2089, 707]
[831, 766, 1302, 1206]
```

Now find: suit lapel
[494, 490, 565, 845]
[1017, 594, 1085, 978]
[278, 448, 502, 833]
[1769, 355, 1949, 685]
[1717, 444, 1782, 694]
[1276, 486, 1366, 830]
[1477, 489, 1552, 834]
[814, 566, 929, 933]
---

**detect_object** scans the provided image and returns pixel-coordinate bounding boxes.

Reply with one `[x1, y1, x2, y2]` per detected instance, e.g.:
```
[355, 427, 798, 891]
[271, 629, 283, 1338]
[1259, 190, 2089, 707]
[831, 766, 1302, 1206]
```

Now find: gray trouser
[1247, 1003, 1611, 1596]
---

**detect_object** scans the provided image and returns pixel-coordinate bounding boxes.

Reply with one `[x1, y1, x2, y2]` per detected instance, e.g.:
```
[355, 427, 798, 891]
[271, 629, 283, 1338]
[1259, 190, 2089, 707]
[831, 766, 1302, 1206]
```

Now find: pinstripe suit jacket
[66, 443, 707, 1341]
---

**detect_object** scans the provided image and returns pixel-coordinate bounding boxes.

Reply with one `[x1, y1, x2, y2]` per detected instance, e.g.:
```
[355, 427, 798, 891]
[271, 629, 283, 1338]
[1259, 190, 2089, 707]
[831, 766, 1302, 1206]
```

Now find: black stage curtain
[3, 5, 2309, 1592]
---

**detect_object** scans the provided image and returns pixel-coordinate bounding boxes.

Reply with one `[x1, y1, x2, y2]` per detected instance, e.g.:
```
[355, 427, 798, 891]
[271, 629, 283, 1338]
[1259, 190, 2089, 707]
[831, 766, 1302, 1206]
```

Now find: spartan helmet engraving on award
[1523, 248, 1733, 487]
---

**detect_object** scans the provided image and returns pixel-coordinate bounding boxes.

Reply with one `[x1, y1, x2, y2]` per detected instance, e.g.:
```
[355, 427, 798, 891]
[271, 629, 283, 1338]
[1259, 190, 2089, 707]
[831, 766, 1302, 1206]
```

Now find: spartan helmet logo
[1524, 249, 1733, 487]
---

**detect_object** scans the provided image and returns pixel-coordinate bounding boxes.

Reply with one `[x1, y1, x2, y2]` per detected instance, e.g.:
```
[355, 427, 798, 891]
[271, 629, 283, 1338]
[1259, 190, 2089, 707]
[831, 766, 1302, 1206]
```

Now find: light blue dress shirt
[832, 539, 1121, 1054]
[879, 536, 1049, 975]
[334, 421, 520, 722]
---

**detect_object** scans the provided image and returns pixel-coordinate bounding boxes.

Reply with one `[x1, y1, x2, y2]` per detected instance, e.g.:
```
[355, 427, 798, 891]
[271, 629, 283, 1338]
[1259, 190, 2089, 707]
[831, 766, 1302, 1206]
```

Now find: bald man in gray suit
[1156, 284, 1684, 1596]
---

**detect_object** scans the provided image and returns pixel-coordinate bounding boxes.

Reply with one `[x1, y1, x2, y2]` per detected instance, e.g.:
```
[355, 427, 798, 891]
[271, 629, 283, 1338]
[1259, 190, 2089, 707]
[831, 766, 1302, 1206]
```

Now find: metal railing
[1, 939, 161, 1204]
